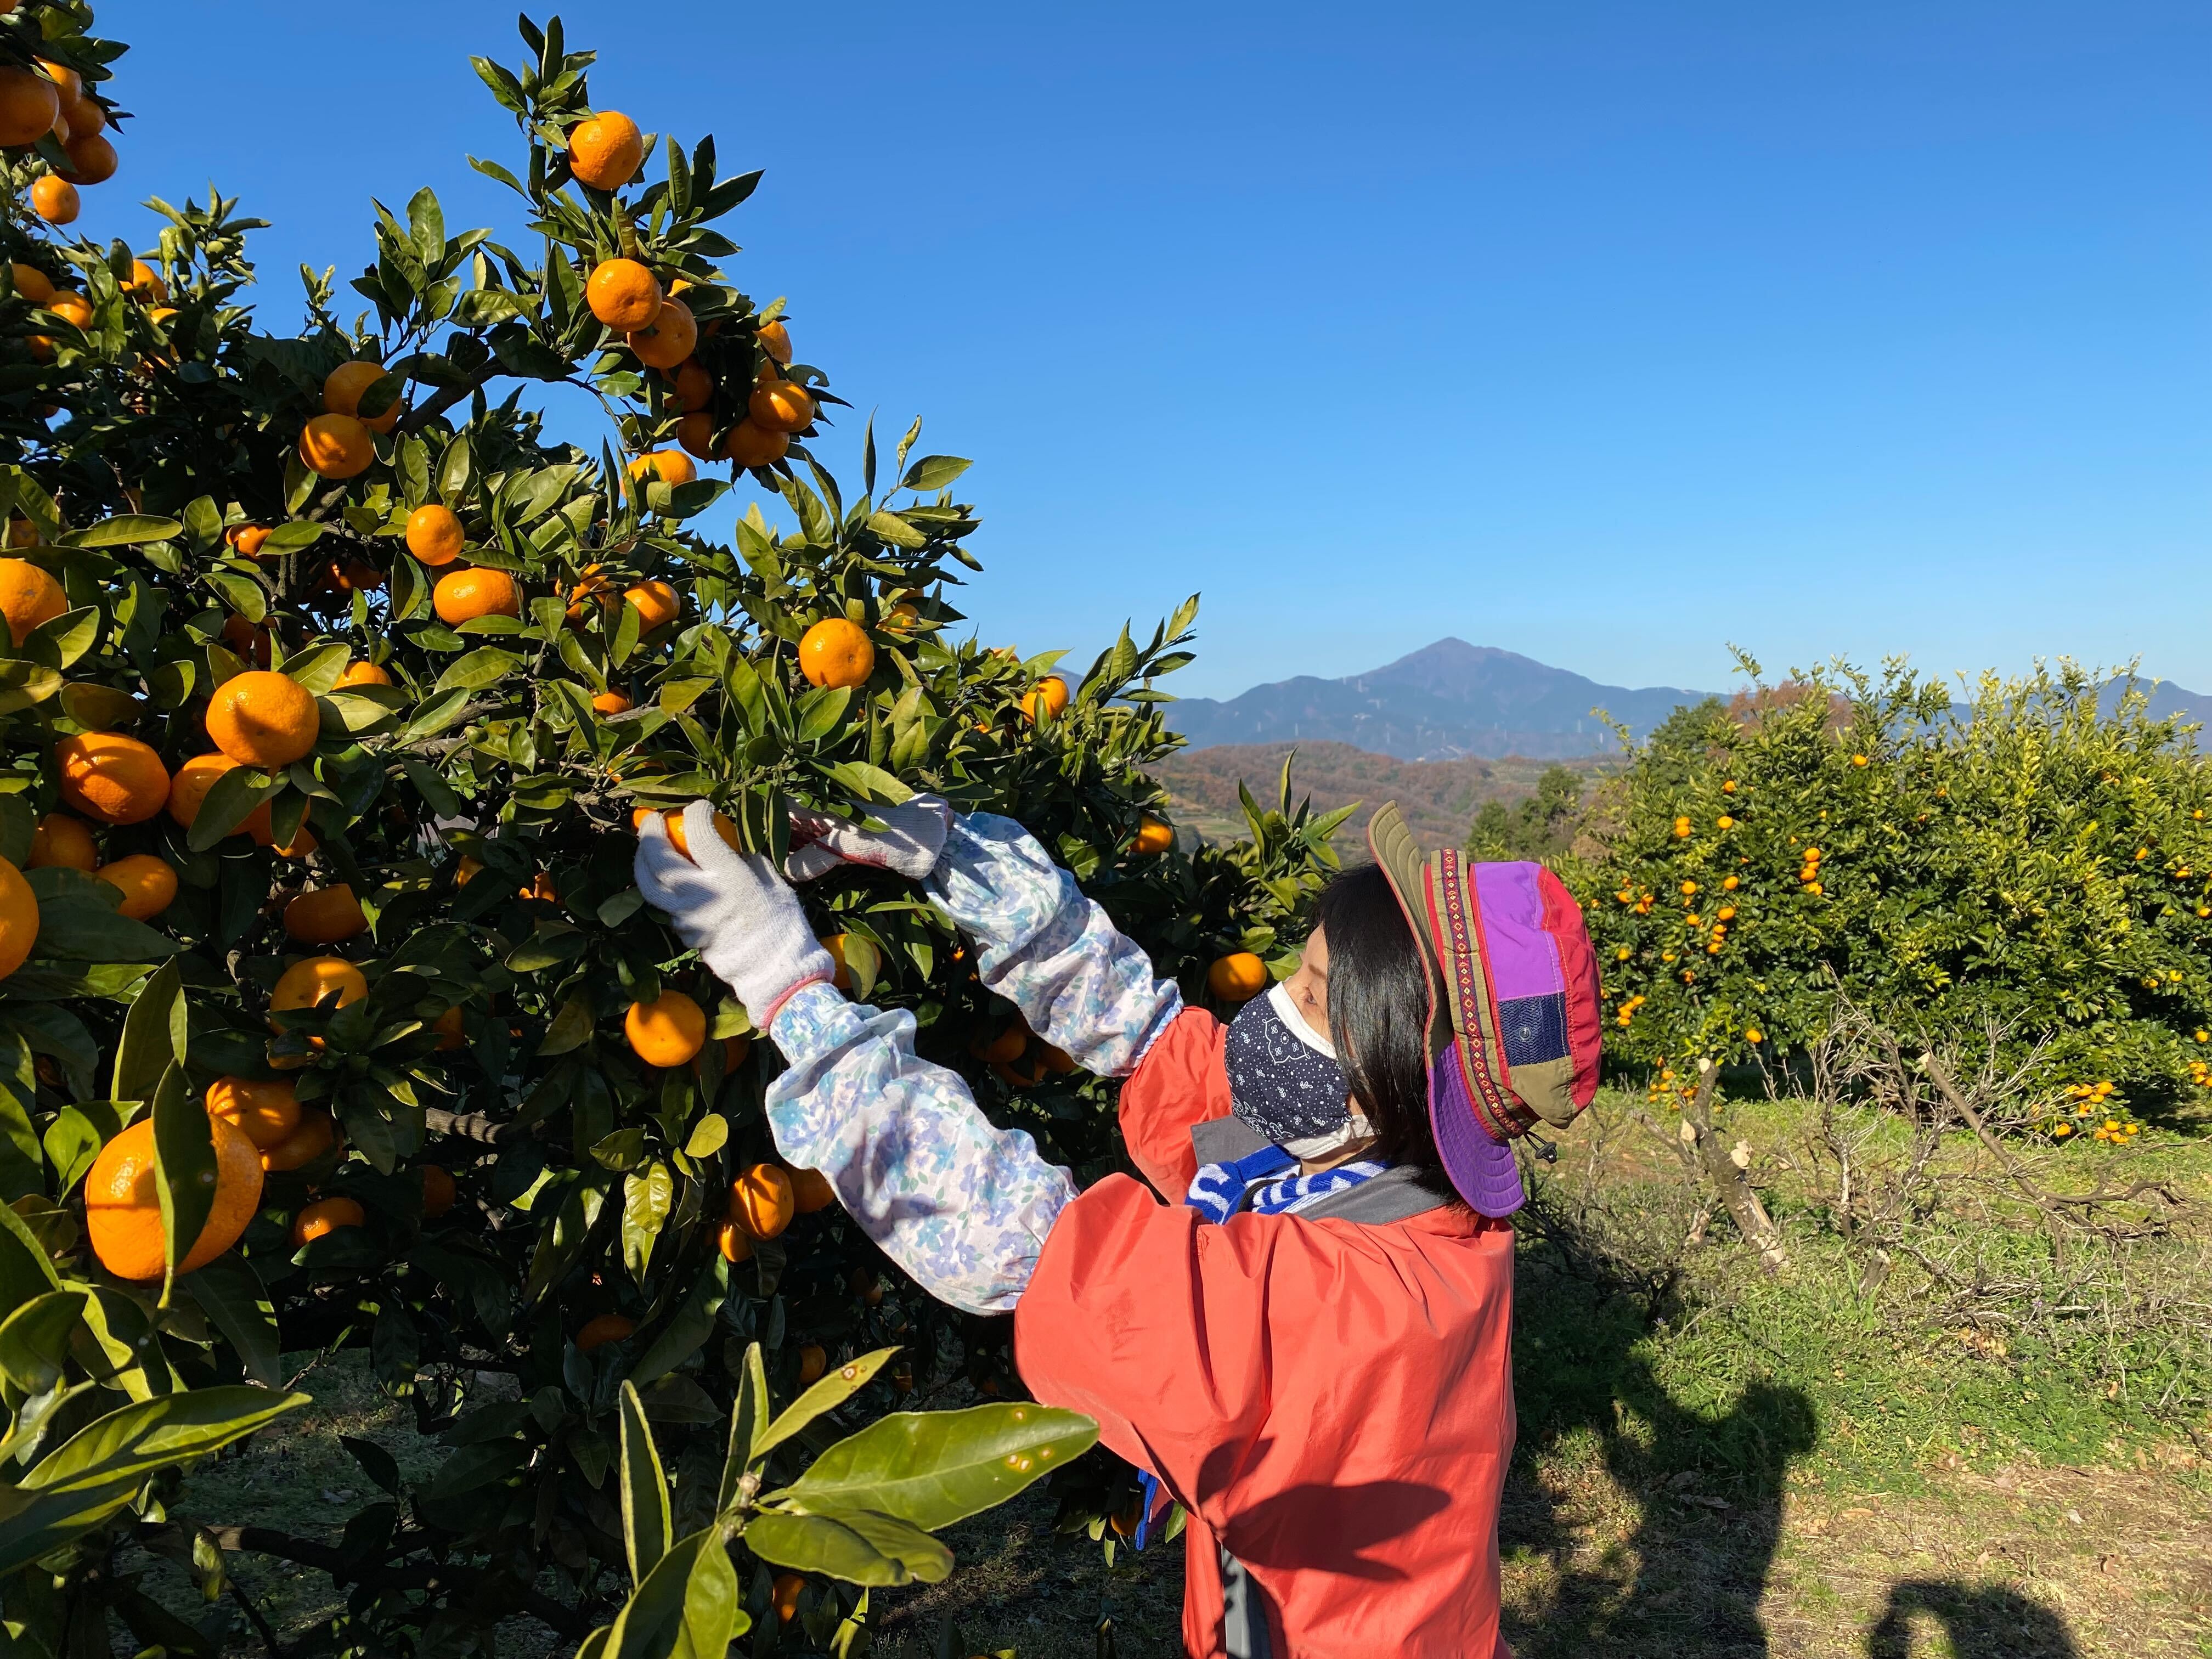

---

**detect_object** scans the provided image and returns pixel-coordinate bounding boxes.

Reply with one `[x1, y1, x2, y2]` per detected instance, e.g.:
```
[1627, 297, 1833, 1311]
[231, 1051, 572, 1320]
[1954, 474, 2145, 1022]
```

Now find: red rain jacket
[1013, 1008, 1520, 1658]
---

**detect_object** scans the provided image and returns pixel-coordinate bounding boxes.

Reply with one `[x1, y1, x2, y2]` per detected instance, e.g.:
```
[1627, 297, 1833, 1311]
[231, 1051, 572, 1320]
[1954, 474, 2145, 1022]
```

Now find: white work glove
[635, 800, 836, 1023]
[784, 794, 954, 883]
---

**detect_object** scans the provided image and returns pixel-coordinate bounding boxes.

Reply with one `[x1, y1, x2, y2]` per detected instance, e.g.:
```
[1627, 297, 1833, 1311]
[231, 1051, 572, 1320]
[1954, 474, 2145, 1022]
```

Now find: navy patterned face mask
[1223, 981, 1362, 1150]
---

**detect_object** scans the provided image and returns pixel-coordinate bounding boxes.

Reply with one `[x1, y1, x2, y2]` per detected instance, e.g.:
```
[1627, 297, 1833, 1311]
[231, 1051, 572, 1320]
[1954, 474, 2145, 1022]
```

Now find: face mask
[1224, 981, 1373, 1156]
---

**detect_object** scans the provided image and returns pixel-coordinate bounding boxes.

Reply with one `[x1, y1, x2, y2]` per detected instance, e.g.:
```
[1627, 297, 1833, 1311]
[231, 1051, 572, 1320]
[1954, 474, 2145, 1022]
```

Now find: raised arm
[635, 803, 1074, 1314]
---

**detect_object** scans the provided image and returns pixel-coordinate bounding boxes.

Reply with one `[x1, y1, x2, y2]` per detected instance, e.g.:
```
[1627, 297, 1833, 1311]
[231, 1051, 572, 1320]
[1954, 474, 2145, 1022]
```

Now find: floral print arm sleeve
[760, 812, 1182, 1316]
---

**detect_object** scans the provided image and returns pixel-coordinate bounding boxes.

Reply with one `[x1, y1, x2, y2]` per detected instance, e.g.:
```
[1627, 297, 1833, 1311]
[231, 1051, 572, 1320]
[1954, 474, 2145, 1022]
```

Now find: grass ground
[149, 1093, 2212, 1657]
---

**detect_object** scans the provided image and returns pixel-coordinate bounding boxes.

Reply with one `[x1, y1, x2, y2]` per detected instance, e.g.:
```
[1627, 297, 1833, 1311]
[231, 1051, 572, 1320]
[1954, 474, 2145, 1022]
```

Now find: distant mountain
[1153, 741, 1621, 851]
[1164, 639, 1718, 761]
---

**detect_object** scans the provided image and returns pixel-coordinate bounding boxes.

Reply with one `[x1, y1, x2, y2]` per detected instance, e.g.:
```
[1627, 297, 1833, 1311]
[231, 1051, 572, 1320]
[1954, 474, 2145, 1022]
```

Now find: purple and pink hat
[1365, 803, 1604, 1215]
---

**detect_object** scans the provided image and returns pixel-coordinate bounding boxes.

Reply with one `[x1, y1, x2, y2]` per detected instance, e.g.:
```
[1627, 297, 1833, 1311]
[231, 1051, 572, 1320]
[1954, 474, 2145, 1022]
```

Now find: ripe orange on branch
[284, 884, 366, 945]
[433, 567, 520, 624]
[94, 854, 176, 919]
[323, 360, 400, 433]
[747, 379, 814, 433]
[626, 989, 706, 1066]
[0, 66, 59, 147]
[0, 557, 65, 644]
[1207, 952, 1269, 1003]
[85, 1115, 264, 1282]
[270, 956, 369, 1019]
[627, 449, 695, 486]
[206, 1076, 301, 1150]
[30, 176, 78, 225]
[0, 858, 36, 981]
[27, 812, 95, 871]
[730, 1163, 795, 1241]
[757, 319, 792, 364]
[566, 111, 642, 190]
[1021, 677, 1070, 724]
[293, 1196, 364, 1246]
[587, 258, 662, 331]
[59, 131, 115, 185]
[206, 670, 321, 769]
[575, 1313, 635, 1352]
[335, 660, 392, 689]
[798, 618, 873, 689]
[57, 731, 168, 824]
[298, 413, 374, 478]
[623, 579, 680, 631]
[1133, 815, 1174, 854]
[405, 504, 466, 566]
[259, 1108, 336, 1173]
[724, 420, 787, 469]
[627, 296, 696, 369]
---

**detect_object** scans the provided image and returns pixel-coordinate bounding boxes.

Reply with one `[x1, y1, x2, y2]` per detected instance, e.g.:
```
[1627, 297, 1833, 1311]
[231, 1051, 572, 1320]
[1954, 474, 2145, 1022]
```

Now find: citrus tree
[0, 8, 1338, 1652]
[1571, 654, 2212, 1137]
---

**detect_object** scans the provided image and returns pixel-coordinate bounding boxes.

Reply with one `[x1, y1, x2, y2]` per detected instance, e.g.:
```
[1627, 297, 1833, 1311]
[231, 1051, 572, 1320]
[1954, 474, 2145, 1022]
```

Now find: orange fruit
[1207, 952, 1269, 1003]
[35, 60, 81, 108]
[455, 856, 481, 887]
[518, 872, 558, 904]
[575, 1312, 635, 1353]
[798, 617, 873, 689]
[1022, 677, 1070, 724]
[0, 857, 35, 981]
[747, 379, 814, 434]
[123, 260, 165, 304]
[675, 412, 719, 460]
[969, 1023, 1026, 1065]
[723, 420, 788, 470]
[292, 1195, 364, 1247]
[9, 262, 54, 304]
[623, 579, 680, 631]
[85, 1115, 264, 1281]
[716, 1217, 754, 1263]
[587, 258, 662, 331]
[625, 989, 706, 1066]
[420, 1163, 457, 1217]
[431, 1006, 465, 1051]
[284, 884, 366, 945]
[57, 731, 169, 824]
[60, 132, 114, 186]
[323, 360, 400, 434]
[334, 660, 392, 689]
[259, 1108, 336, 1173]
[30, 176, 78, 225]
[566, 112, 643, 191]
[270, 956, 369, 1020]
[62, 96, 105, 143]
[205, 1077, 301, 1150]
[1133, 815, 1174, 855]
[27, 812, 96, 871]
[668, 359, 713, 412]
[433, 567, 521, 624]
[730, 1163, 795, 1241]
[227, 523, 273, 557]
[219, 612, 270, 668]
[627, 448, 696, 487]
[404, 503, 465, 566]
[626, 296, 696, 369]
[0, 67, 59, 148]
[722, 1033, 752, 1070]
[44, 291, 92, 331]
[166, 752, 294, 847]
[205, 669, 321, 769]
[757, 319, 792, 364]
[639, 806, 740, 861]
[797, 1343, 827, 1384]
[789, 1166, 836, 1214]
[0, 557, 65, 644]
[94, 854, 177, 921]
[772, 1573, 803, 1624]
[298, 413, 374, 479]
[591, 690, 632, 715]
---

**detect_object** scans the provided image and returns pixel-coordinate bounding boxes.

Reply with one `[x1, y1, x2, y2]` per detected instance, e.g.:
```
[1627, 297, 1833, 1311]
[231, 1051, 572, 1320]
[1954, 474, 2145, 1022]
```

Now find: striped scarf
[1130, 1145, 1392, 1550]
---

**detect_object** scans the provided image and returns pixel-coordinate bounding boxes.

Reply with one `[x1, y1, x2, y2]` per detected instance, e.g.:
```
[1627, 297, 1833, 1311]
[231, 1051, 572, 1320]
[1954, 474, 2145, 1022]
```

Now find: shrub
[1572, 655, 2212, 1125]
[0, 8, 1333, 1650]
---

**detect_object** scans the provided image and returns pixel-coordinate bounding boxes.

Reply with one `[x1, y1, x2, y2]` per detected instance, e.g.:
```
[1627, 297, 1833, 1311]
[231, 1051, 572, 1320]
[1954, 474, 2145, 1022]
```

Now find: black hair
[1316, 864, 1447, 1177]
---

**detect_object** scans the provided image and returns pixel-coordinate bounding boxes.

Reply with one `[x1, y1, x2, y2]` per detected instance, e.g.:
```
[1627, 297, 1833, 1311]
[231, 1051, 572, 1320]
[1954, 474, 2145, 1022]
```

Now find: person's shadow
[1500, 1199, 2080, 1658]
[1866, 1582, 2080, 1658]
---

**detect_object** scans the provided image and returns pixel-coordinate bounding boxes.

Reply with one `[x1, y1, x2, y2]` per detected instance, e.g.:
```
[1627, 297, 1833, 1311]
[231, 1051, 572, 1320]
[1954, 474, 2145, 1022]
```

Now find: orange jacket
[1013, 1008, 1520, 1658]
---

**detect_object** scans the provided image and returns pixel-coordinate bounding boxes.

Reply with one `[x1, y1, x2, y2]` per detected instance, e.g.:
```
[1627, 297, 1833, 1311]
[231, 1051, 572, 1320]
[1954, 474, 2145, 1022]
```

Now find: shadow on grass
[1500, 1203, 2085, 1659]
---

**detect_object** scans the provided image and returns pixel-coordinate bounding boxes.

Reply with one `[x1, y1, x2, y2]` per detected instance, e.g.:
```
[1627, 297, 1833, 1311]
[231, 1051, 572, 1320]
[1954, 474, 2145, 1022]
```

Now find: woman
[635, 795, 1601, 1658]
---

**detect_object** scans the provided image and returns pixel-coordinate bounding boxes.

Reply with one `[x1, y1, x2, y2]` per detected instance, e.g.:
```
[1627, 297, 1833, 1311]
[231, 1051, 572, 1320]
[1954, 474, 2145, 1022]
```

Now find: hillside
[1153, 740, 1622, 850]
[1164, 638, 1715, 760]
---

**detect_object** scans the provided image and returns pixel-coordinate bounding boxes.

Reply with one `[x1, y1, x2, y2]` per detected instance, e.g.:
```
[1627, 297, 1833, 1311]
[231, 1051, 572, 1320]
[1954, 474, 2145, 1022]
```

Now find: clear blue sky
[93, 2, 2209, 701]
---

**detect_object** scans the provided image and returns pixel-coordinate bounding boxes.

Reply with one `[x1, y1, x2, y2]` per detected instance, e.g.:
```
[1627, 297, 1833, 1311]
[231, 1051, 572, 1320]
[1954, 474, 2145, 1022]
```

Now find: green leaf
[865, 511, 928, 550]
[111, 958, 185, 1105]
[899, 455, 971, 493]
[60, 515, 184, 548]
[0, 1387, 307, 1575]
[741, 1510, 947, 1587]
[407, 185, 445, 267]
[187, 763, 281, 851]
[150, 1063, 215, 1300]
[618, 1380, 671, 1589]
[716, 1341, 772, 1512]
[261, 520, 325, 555]
[752, 1348, 900, 1464]
[603, 1527, 745, 1659]
[281, 641, 352, 694]
[629, 1255, 728, 1391]
[205, 571, 267, 624]
[0, 1289, 86, 1396]
[795, 686, 852, 744]
[434, 646, 523, 695]
[185, 1255, 280, 1387]
[30, 900, 183, 962]
[772, 1403, 1099, 1532]
[823, 761, 913, 806]
[620, 1160, 673, 1283]
[24, 605, 98, 670]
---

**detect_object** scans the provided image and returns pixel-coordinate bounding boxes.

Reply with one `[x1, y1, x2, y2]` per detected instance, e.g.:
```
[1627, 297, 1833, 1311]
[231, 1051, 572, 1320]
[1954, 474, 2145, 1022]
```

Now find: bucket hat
[1365, 802, 1603, 1208]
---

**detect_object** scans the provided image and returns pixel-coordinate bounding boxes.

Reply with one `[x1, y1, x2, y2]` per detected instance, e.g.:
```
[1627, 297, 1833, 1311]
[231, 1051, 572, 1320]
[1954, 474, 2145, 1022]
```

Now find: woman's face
[1282, 925, 1331, 1041]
